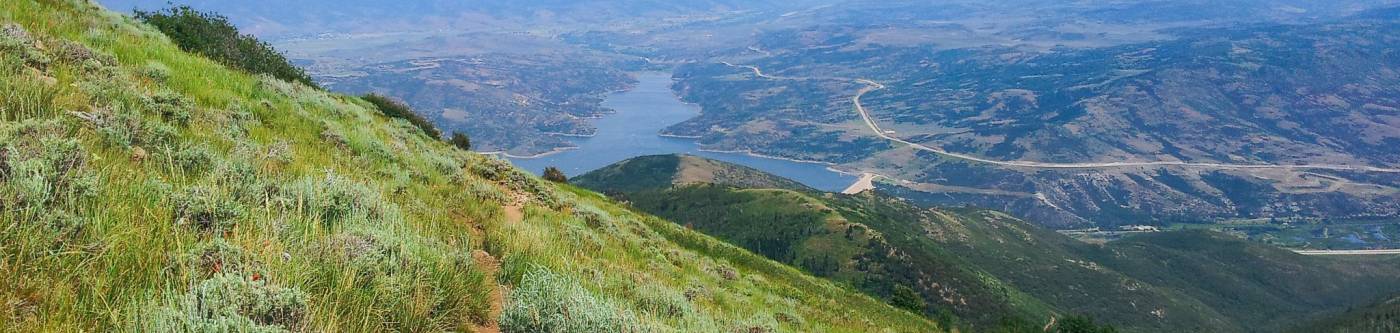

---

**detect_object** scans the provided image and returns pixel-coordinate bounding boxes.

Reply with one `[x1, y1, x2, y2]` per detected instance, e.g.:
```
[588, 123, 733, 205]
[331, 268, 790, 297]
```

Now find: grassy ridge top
[0, 1, 938, 332]
[573, 154, 812, 194]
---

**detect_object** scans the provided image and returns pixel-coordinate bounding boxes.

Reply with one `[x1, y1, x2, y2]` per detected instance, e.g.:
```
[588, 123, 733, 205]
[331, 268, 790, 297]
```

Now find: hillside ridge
[0, 1, 939, 331]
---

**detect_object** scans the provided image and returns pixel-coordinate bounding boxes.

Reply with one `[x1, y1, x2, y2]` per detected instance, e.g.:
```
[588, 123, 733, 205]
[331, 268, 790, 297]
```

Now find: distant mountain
[578, 154, 1400, 332]
[669, 8, 1400, 227]
[96, 0, 832, 37]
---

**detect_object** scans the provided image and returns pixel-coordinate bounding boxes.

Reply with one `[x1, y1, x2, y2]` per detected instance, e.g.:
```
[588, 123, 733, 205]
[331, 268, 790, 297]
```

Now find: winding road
[723, 62, 1400, 173]
[1294, 249, 1400, 255]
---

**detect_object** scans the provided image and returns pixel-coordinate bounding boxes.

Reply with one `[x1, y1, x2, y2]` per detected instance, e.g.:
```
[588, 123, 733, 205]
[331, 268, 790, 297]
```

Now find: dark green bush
[1051, 315, 1118, 333]
[543, 167, 568, 184]
[891, 284, 926, 313]
[451, 132, 471, 151]
[362, 94, 440, 138]
[134, 6, 316, 87]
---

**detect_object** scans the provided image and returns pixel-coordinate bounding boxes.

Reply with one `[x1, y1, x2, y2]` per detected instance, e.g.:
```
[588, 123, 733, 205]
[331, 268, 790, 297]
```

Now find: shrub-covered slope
[0, 1, 939, 332]
[578, 154, 1400, 332]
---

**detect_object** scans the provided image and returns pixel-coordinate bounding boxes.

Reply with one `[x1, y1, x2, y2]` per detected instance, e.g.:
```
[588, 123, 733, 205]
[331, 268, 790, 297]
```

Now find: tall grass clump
[0, 24, 59, 121]
[133, 6, 316, 87]
[276, 173, 391, 230]
[310, 225, 492, 331]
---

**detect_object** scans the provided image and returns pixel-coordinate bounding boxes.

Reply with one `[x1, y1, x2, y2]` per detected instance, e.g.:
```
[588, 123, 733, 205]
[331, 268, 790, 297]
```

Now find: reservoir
[507, 72, 857, 192]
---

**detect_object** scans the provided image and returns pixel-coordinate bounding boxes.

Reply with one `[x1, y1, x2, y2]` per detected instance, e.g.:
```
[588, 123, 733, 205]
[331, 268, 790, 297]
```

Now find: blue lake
[508, 72, 857, 192]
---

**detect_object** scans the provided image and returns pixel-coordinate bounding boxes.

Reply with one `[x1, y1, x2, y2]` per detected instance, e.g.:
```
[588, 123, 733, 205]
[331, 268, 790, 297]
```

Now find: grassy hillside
[0, 1, 940, 332]
[573, 154, 811, 194]
[579, 154, 1400, 333]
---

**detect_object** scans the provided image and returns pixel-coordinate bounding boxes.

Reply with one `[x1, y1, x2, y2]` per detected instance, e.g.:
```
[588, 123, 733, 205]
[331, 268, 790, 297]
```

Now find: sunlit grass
[0, 0, 940, 332]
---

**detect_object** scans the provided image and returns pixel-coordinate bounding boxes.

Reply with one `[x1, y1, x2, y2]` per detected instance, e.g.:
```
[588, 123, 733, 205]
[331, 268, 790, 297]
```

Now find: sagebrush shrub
[173, 143, 216, 173]
[143, 90, 194, 125]
[424, 153, 463, 180]
[263, 141, 293, 164]
[145, 273, 307, 333]
[95, 107, 177, 149]
[464, 181, 506, 204]
[209, 158, 269, 205]
[140, 61, 171, 83]
[319, 126, 348, 150]
[184, 238, 260, 277]
[278, 173, 390, 228]
[572, 204, 614, 231]
[470, 157, 559, 206]
[500, 267, 645, 333]
[321, 226, 491, 329]
[172, 185, 245, 234]
[632, 283, 693, 319]
[51, 39, 116, 66]
[0, 23, 50, 70]
[75, 64, 131, 106]
[0, 120, 97, 213]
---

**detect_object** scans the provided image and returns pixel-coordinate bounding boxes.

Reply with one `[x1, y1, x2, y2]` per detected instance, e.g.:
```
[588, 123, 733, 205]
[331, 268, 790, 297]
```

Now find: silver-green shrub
[500, 267, 646, 333]
[144, 273, 307, 333]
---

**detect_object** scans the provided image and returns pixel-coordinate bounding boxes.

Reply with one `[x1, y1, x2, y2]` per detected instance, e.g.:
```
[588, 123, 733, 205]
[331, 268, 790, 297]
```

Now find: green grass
[0, 1, 940, 332]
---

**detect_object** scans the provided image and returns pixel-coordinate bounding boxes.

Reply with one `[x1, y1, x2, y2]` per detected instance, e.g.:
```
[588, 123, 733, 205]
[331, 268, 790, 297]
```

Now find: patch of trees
[543, 167, 568, 183]
[135, 6, 316, 87]
[451, 132, 471, 151]
[361, 94, 441, 138]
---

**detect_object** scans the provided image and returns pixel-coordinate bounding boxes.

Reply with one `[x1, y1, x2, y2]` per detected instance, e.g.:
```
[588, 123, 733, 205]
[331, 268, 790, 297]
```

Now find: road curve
[849, 79, 1400, 173]
[1294, 249, 1400, 255]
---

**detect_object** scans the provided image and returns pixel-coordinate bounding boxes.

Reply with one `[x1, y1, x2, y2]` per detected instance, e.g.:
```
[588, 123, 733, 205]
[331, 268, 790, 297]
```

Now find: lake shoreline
[506, 71, 860, 192]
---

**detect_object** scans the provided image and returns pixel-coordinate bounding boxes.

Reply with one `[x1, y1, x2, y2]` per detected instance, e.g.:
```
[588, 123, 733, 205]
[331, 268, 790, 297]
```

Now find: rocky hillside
[579, 154, 1400, 332]
[0, 1, 939, 332]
